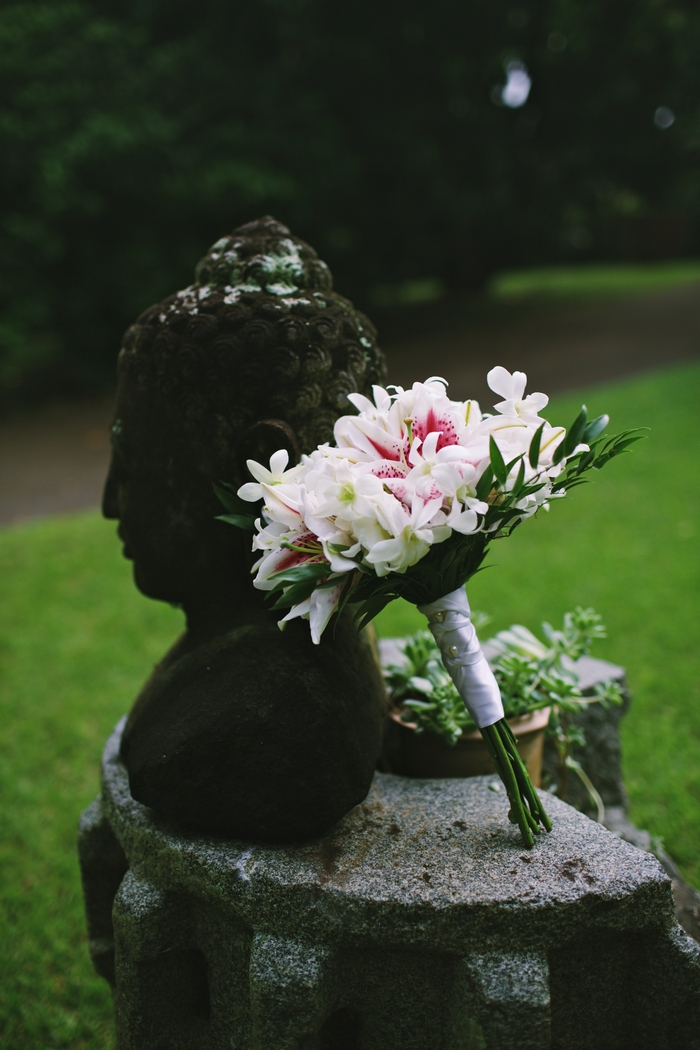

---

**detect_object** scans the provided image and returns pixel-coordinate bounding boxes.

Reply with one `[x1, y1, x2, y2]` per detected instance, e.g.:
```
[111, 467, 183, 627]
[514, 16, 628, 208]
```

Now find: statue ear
[236, 419, 300, 480]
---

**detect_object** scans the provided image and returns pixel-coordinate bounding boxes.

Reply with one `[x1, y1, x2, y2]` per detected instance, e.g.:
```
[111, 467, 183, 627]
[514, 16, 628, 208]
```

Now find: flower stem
[481, 719, 552, 847]
[500, 720, 552, 833]
[482, 722, 535, 848]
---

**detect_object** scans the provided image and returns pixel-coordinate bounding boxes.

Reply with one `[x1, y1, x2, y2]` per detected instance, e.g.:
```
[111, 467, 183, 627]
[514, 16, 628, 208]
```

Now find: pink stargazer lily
[252, 530, 327, 590]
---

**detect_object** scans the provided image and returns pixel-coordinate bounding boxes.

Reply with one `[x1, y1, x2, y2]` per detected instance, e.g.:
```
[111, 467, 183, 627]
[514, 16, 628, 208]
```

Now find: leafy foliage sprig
[387, 606, 622, 740]
[386, 607, 623, 816]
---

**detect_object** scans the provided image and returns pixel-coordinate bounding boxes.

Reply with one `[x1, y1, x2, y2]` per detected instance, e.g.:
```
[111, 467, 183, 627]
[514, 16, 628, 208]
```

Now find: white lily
[278, 580, 346, 644]
[252, 530, 328, 592]
[346, 383, 394, 420]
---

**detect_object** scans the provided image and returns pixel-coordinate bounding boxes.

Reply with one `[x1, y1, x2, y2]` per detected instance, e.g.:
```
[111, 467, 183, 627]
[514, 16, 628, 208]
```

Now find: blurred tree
[1, 0, 698, 401]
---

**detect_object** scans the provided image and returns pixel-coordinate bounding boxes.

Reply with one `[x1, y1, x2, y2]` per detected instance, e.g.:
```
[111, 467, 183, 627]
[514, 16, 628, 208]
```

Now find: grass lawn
[1, 360, 699, 1047]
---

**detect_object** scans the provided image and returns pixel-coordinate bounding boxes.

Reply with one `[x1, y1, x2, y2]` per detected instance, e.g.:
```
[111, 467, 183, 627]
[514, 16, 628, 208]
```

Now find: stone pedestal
[79, 719, 700, 1050]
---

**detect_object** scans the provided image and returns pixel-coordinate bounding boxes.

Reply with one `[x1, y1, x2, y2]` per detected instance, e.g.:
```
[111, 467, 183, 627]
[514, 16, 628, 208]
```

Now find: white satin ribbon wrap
[417, 587, 504, 729]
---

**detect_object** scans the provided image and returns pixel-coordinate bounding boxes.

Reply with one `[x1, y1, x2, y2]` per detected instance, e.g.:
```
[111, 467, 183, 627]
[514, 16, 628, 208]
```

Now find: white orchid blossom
[487, 365, 549, 424]
[237, 448, 304, 502]
[307, 459, 385, 521]
[363, 494, 450, 576]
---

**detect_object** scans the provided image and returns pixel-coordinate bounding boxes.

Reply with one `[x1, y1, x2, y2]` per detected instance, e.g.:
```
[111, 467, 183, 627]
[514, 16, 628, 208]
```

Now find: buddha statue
[102, 216, 388, 842]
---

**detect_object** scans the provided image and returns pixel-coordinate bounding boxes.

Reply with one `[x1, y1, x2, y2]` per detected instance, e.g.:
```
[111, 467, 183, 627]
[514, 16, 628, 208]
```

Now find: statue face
[102, 391, 190, 605]
[102, 384, 243, 610]
[102, 380, 298, 617]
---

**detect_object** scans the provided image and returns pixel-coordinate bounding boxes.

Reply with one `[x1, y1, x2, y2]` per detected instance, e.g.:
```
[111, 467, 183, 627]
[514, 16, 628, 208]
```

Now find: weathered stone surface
[79, 718, 700, 1049]
[78, 796, 128, 985]
[120, 616, 387, 842]
[605, 805, 700, 943]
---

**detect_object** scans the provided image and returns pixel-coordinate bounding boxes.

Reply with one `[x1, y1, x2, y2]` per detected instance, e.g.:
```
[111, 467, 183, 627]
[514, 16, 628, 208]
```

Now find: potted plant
[382, 607, 622, 804]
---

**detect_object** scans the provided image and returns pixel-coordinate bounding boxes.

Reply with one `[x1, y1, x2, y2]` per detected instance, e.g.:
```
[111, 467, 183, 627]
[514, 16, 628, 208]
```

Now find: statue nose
[102, 464, 120, 519]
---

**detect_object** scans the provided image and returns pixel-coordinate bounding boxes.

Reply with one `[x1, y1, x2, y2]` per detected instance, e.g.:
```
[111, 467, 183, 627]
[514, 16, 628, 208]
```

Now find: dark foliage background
[1, 0, 699, 403]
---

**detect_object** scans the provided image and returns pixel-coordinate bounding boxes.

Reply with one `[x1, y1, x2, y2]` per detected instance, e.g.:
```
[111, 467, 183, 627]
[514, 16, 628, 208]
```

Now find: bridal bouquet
[219, 367, 640, 847]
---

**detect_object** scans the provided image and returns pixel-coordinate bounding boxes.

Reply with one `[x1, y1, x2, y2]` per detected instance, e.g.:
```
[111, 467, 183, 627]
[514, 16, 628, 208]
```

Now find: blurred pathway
[0, 397, 114, 524]
[382, 279, 700, 406]
[1, 282, 699, 524]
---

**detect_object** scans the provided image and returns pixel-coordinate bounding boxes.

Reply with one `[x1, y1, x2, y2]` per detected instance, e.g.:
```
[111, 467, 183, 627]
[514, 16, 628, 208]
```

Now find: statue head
[103, 217, 387, 623]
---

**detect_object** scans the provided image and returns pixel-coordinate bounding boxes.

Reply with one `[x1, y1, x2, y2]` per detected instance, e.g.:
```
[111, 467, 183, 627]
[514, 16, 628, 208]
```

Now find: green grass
[1, 360, 699, 1046]
[489, 259, 700, 303]
[0, 516, 183, 1049]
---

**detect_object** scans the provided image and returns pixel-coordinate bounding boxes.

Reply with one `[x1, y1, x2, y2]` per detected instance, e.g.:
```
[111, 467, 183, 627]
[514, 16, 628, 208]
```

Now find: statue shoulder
[119, 618, 387, 842]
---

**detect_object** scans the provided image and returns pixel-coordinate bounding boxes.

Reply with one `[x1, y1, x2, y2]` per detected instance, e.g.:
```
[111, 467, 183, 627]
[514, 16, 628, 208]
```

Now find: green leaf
[271, 584, 312, 610]
[576, 450, 596, 472]
[268, 563, 329, 586]
[476, 466, 494, 500]
[556, 405, 588, 463]
[213, 482, 257, 517]
[528, 421, 545, 468]
[591, 429, 646, 468]
[489, 435, 508, 485]
[517, 481, 547, 498]
[334, 571, 360, 625]
[582, 414, 609, 444]
[553, 477, 590, 492]
[352, 592, 394, 632]
[269, 563, 333, 610]
[215, 513, 256, 531]
[317, 573, 346, 589]
[512, 458, 526, 497]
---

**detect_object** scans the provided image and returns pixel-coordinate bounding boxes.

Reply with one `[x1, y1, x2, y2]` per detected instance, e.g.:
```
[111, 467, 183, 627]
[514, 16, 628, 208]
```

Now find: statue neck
[181, 585, 272, 645]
